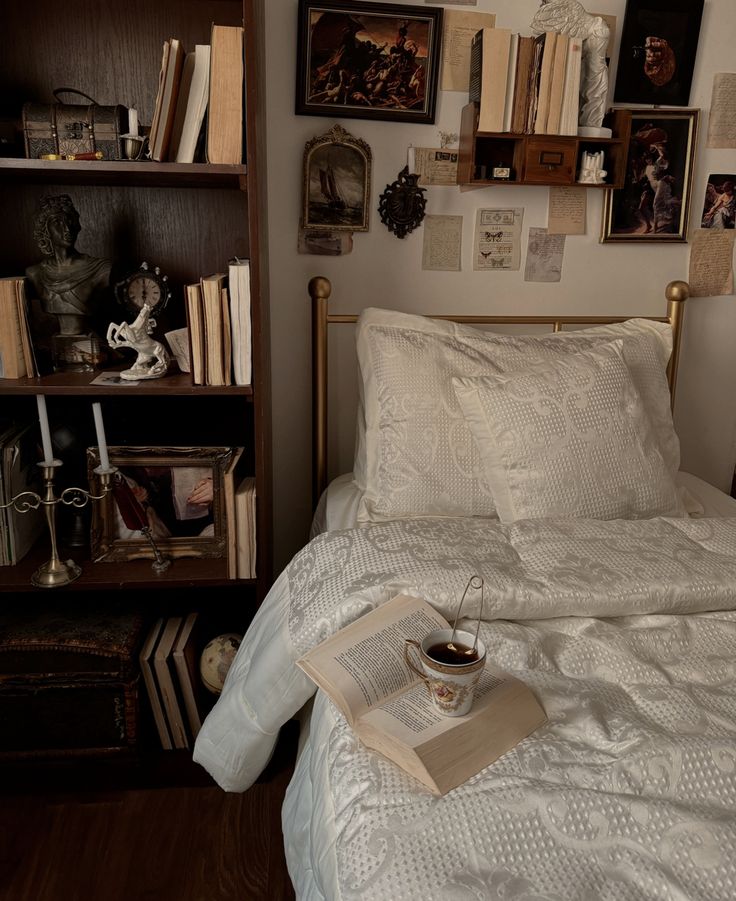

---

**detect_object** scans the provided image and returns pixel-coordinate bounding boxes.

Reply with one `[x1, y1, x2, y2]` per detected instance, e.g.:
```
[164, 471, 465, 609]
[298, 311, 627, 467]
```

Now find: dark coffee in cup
[426, 641, 479, 665]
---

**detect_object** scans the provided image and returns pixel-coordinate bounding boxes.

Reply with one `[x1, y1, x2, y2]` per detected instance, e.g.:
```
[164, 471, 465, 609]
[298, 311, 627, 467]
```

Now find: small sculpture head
[33, 194, 81, 256]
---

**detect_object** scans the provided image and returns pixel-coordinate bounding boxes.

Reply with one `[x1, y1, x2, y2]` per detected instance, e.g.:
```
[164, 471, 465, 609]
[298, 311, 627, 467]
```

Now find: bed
[194, 277, 736, 901]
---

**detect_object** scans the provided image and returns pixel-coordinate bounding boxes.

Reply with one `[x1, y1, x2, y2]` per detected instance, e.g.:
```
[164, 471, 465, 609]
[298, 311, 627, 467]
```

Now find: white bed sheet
[311, 471, 736, 536]
[195, 510, 736, 901]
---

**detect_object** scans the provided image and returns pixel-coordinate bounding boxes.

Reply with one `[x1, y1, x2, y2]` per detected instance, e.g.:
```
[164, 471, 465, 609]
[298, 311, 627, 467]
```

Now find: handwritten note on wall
[547, 187, 586, 235]
[707, 73, 736, 149]
[688, 229, 735, 297]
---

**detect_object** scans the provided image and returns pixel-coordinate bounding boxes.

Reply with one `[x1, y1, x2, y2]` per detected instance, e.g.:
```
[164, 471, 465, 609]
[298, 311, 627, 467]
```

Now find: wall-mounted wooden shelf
[458, 104, 631, 189]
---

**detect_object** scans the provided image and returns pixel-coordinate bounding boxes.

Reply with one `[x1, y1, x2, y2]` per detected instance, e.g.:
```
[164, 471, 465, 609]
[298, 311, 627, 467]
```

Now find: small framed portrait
[88, 446, 233, 563]
[303, 123, 372, 231]
[601, 109, 698, 243]
[613, 0, 704, 106]
[700, 175, 736, 230]
[295, 0, 443, 124]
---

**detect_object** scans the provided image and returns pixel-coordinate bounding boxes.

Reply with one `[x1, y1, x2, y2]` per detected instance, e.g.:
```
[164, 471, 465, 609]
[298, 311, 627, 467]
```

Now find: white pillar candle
[128, 107, 139, 136]
[36, 395, 54, 464]
[92, 402, 111, 472]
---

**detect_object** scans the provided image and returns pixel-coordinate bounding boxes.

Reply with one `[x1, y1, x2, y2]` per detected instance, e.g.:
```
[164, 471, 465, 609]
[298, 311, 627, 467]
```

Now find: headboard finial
[665, 280, 689, 304]
[309, 276, 332, 303]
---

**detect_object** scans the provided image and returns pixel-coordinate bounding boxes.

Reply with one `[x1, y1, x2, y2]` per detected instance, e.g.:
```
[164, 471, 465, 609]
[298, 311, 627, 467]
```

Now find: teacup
[404, 628, 486, 717]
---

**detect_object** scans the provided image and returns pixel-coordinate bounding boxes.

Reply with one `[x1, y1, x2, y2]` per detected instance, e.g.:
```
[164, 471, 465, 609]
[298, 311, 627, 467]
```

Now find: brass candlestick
[1, 460, 116, 588]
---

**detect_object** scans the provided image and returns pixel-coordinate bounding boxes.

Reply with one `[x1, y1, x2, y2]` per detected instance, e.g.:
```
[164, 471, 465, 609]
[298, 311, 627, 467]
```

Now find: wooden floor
[0, 734, 297, 901]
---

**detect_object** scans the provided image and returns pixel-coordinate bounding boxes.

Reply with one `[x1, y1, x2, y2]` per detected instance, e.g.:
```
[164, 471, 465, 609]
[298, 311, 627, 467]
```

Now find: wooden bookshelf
[0, 0, 271, 775]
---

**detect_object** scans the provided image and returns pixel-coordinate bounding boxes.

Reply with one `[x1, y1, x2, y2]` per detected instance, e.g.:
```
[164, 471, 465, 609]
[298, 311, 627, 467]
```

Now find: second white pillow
[453, 341, 686, 523]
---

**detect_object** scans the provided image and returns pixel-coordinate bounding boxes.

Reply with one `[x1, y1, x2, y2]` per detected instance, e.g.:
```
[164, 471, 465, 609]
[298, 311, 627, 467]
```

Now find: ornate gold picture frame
[303, 123, 372, 232]
[87, 446, 233, 563]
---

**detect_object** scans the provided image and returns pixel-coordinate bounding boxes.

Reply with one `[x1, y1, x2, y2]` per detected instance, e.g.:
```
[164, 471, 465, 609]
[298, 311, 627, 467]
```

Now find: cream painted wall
[265, 0, 736, 573]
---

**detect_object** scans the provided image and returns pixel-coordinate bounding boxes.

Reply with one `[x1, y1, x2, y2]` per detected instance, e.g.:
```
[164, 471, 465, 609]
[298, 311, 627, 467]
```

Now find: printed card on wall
[524, 228, 566, 283]
[414, 148, 459, 186]
[422, 215, 463, 271]
[473, 208, 523, 271]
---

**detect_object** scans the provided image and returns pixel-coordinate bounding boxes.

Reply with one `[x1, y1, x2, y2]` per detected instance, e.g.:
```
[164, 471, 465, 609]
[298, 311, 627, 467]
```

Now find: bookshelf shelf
[0, 370, 254, 396]
[0, 158, 248, 189]
[458, 103, 631, 189]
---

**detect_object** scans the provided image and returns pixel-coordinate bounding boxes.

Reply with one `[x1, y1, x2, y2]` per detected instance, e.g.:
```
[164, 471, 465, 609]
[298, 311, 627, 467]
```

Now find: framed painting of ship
[296, 0, 443, 124]
[303, 124, 372, 231]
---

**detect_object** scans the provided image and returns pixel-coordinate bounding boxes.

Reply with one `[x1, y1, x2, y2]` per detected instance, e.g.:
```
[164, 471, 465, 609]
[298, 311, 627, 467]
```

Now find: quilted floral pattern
[453, 341, 685, 522]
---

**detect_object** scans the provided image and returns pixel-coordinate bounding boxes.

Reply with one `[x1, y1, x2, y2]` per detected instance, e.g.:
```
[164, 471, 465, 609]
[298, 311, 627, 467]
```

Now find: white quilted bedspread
[194, 517, 736, 901]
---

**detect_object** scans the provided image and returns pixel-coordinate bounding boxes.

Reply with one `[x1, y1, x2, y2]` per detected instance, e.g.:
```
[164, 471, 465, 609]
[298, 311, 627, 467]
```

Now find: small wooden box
[0, 608, 145, 758]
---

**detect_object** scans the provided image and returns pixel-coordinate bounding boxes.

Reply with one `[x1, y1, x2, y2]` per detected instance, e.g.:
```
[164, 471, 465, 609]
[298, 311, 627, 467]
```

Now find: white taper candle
[92, 402, 111, 472]
[36, 395, 54, 464]
[128, 108, 139, 137]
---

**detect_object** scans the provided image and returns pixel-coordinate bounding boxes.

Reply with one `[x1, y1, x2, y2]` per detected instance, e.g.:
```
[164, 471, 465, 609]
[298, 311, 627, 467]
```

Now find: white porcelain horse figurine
[107, 301, 170, 380]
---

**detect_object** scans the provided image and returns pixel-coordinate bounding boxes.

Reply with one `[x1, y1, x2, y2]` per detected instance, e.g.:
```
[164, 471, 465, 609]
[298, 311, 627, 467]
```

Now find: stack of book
[0, 421, 44, 566]
[470, 28, 582, 136]
[185, 258, 252, 387]
[139, 613, 211, 749]
[148, 23, 243, 164]
[0, 277, 38, 379]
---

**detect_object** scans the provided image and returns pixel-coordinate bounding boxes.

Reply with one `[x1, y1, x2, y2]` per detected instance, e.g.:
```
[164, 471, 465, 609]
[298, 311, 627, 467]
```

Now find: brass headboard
[309, 276, 690, 507]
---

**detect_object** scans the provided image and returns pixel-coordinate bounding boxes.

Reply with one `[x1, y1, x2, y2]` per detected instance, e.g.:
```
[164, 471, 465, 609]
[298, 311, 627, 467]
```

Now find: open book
[297, 594, 547, 795]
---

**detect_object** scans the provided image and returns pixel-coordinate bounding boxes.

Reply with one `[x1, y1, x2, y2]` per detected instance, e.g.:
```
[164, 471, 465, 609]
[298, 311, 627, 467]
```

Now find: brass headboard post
[310, 276, 688, 509]
[665, 279, 689, 403]
[310, 276, 331, 507]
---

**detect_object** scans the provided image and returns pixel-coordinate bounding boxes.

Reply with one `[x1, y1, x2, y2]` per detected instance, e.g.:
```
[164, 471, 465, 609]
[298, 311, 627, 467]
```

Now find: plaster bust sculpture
[25, 194, 112, 338]
[530, 0, 610, 133]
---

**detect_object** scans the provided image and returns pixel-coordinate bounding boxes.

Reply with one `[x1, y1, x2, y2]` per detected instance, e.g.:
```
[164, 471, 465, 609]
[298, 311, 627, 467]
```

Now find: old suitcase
[0, 608, 145, 758]
[22, 88, 126, 160]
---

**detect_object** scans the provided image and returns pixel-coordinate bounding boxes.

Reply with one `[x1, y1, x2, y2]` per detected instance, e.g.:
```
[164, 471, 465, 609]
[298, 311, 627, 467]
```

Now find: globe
[199, 633, 243, 695]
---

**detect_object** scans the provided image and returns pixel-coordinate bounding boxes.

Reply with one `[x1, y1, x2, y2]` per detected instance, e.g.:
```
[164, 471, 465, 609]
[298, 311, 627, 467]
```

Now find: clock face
[127, 275, 162, 307]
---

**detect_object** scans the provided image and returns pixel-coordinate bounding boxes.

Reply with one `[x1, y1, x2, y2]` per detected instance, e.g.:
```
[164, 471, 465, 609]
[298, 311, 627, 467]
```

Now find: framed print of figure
[613, 0, 704, 106]
[601, 109, 698, 243]
[303, 124, 372, 231]
[295, 0, 443, 124]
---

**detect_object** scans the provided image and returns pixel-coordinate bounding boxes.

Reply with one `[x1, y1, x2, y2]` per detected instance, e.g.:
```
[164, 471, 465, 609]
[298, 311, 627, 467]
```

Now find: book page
[359, 668, 506, 747]
[440, 10, 495, 92]
[548, 186, 586, 235]
[688, 229, 735, 297]
[422, 215, 463, 271]
[297, 595, 449, 723]
[524, 227, 566, 282]
[707, 73, 736, 149]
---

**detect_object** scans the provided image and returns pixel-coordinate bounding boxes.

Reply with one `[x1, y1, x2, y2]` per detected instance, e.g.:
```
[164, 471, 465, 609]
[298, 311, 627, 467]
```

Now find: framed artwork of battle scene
[295, 0, 443, 124]
[601, 109, 698, 243]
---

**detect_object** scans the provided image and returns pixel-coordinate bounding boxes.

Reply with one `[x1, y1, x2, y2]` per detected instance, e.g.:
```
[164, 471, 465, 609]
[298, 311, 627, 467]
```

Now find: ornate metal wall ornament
[378, 166, 427, 239]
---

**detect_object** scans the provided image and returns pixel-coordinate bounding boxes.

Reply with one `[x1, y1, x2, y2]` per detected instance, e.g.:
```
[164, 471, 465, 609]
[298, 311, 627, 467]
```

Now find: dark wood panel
[0, 159, 248, 189]
[0, 0, 244, 123]
[0, 369, 253, 396]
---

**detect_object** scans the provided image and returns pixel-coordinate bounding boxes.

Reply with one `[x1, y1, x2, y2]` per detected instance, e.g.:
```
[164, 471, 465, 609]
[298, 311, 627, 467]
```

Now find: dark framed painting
[88, 446, 233, 562]
[295, 0, 443, 124]
[303, 123, 372, 231]
[613, 0, 704, 106]
[601, 109, 698, 243]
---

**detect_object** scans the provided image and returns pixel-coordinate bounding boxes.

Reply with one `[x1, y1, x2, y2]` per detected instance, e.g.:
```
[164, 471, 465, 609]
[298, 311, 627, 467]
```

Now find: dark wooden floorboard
[0, 739, 297, 901]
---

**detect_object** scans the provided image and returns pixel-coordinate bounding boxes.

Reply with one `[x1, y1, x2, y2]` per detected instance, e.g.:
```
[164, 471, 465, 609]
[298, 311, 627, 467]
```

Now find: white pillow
[355, 307, 679, 524]
[453, 341, 686, 523]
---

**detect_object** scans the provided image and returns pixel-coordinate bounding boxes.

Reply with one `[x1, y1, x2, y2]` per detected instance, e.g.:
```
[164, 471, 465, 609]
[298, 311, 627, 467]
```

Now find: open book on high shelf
[297, 594, 547, 795]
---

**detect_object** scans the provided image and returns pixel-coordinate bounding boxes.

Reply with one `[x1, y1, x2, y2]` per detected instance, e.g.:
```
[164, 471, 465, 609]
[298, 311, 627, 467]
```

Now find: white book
[228, 258, 252, 386]
[173, 44, 211, 163]
[477, 27, 512, 133]
[502, 33, 520, 133]
[560, 37, 583, 136]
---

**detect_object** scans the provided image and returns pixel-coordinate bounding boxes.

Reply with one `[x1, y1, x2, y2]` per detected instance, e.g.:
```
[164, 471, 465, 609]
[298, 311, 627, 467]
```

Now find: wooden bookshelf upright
[0, 0, 271, 774]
